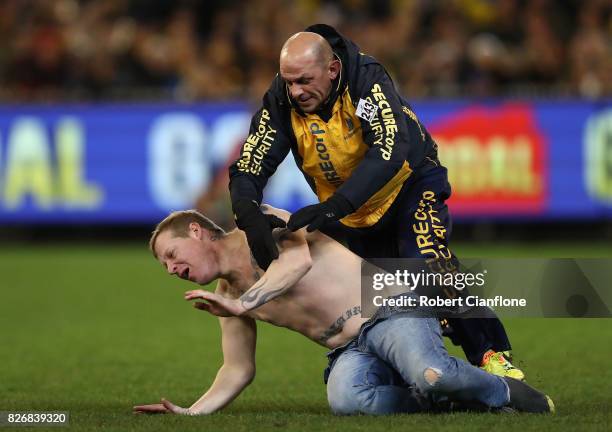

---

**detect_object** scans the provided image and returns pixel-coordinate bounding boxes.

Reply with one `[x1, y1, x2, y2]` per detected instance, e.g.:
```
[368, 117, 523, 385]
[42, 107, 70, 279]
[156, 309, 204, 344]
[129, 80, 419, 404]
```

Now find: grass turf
[1, 242, 611, 431]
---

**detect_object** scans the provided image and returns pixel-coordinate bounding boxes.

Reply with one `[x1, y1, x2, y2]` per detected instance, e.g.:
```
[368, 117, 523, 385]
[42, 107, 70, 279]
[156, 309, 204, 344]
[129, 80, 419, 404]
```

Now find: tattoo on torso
[318, 305, 362, 344]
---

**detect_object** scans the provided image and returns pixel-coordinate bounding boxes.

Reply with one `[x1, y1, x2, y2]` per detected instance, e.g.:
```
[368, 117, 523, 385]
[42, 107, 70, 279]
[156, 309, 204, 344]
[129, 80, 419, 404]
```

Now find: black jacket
[229, 24, 437, 228]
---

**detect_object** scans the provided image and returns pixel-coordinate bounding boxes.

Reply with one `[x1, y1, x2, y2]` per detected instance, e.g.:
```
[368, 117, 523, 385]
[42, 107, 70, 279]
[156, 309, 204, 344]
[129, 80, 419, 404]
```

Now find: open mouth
[180, 268, 190, 281]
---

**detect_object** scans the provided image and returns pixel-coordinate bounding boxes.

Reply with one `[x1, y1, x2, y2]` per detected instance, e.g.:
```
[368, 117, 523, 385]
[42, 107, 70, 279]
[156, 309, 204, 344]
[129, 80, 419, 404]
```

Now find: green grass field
[1, 242, 611, 431]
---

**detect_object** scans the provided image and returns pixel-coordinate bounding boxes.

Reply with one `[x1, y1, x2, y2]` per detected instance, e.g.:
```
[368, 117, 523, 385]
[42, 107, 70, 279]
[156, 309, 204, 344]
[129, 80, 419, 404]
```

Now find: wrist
[233, 199, 261, 228]
[186, 407, 208, 416]
[235, 299, 249, 315]
[233, 199, 258, 215]
[326, 193, 354, 218]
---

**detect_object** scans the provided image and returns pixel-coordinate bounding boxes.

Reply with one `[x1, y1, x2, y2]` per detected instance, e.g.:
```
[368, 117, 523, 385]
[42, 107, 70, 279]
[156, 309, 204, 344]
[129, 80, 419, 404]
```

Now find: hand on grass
[133, 398, 190, 415]
[185, 290, 247, 317]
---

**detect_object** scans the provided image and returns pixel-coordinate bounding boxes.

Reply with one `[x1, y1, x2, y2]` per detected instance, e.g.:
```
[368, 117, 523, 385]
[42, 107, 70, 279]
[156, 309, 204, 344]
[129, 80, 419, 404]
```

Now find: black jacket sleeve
[335, 63, 426, 210]
[229, 89, 291, 206]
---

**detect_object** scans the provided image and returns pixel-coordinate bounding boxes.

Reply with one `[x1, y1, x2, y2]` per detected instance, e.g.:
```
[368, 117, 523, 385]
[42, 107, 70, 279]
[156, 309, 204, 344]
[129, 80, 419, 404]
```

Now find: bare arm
[239, 226, 312, 311]
[133, 307, 256, 416]
[187, 315, 256, 414]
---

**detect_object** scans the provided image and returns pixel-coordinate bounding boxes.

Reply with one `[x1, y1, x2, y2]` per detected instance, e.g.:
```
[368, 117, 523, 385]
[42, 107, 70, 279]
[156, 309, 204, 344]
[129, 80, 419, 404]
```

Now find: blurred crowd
[0, 0, 610, 102]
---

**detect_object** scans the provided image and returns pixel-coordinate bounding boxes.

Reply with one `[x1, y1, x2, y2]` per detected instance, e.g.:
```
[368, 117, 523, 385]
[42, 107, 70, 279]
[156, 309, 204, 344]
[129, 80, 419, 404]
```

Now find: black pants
[329, 160, 511, 366]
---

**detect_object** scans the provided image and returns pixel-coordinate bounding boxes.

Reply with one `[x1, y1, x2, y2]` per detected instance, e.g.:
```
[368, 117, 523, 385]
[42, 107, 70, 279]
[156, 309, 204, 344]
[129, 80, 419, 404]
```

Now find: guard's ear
[328, 58, 341, 80]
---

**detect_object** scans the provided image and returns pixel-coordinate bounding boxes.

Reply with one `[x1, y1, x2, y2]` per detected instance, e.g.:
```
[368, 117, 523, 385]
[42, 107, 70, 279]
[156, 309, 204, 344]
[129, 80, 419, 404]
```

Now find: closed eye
[285, 77, 312, 86]
[162, 249, 176, 269]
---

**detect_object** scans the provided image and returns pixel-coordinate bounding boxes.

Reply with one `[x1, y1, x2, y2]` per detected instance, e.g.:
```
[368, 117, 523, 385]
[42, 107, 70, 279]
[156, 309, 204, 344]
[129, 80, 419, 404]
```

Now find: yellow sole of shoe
[505, 370, 526, 381]
[546, 395, 556, 414]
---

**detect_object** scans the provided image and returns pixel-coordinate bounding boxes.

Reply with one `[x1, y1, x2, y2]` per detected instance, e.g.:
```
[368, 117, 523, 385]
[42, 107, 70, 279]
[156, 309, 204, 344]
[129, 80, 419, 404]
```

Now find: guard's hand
[233, 200, 286, 269]
[287, 194, 353, 232]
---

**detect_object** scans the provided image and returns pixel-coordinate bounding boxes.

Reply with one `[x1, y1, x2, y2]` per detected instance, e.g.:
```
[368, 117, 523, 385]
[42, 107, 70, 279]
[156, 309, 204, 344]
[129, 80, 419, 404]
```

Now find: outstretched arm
[133, 314, 256, 415]
[186, 315, 256, 414]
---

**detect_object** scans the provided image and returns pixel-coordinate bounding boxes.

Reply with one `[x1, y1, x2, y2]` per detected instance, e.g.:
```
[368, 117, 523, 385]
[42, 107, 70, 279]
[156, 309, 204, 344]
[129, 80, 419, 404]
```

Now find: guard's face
[155, 226, 216, 285]
[280, 56, 339, 113]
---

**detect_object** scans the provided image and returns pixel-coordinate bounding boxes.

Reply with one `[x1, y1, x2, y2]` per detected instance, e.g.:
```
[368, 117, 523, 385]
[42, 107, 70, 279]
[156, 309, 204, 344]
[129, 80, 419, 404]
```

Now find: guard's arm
[334, 63, 427, 210]
[228, 89, 292, 206]
[229, 88, 293, 269]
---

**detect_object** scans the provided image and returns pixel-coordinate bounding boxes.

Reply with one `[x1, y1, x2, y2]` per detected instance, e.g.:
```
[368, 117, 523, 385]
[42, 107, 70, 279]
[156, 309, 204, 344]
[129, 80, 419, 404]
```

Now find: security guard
[229, 24, 523, 378]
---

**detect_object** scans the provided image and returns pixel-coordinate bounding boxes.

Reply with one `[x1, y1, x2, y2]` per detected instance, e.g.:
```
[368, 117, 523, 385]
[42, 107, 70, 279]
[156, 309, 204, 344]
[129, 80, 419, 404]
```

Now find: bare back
[217, 207, 369, 348]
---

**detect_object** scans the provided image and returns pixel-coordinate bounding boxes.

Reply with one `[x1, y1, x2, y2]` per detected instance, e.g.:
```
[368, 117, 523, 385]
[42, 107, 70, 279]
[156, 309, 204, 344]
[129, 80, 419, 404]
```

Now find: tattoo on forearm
[241, 224, 292, 310]
[239, 277, 287, 310]
[318, 306, 362, 343]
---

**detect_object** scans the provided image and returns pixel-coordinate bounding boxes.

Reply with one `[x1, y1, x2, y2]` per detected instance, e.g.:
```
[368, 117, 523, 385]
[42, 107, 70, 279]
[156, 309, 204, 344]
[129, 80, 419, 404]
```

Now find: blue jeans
[329, 162, 512, 365]
[326, 313, 510, 415]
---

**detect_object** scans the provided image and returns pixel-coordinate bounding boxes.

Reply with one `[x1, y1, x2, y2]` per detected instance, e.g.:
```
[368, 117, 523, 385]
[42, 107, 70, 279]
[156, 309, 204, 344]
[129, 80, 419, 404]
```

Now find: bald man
[228, 24, 521, 378]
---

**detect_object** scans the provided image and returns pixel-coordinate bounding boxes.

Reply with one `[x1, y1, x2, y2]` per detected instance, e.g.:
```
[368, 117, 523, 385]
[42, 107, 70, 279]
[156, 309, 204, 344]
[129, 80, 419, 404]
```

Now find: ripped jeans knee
[416, 361, 461, 395]
[424, 367, 443, 385]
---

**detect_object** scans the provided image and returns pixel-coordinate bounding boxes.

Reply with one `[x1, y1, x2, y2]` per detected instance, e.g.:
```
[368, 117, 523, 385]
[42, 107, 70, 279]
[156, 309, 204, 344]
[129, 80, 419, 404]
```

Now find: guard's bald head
[279, 32, 340, 113]
[280, 32, 334, 67]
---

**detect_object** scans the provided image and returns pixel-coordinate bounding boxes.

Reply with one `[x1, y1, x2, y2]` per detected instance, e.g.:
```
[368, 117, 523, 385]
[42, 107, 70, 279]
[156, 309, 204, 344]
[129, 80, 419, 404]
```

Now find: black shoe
[447, 400, 517, 414]
[503, 377, 555, 414]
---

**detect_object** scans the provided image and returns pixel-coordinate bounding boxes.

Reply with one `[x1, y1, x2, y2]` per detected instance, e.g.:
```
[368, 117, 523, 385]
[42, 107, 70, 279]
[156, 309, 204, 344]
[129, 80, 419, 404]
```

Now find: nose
[168, 263, 178, 275]
[289, 83, 304, 100]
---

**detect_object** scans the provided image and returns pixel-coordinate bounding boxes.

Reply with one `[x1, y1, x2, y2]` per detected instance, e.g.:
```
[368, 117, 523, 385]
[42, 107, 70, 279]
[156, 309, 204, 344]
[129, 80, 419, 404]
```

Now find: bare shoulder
[260, 203, 331, 249]
[260, 204, 291, 222]
[260, 204, 303, 248]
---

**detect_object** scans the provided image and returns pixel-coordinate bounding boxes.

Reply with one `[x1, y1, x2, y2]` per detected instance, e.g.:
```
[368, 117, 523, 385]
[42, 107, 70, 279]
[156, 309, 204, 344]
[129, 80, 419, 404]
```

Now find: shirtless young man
[133, 206, 554, 416]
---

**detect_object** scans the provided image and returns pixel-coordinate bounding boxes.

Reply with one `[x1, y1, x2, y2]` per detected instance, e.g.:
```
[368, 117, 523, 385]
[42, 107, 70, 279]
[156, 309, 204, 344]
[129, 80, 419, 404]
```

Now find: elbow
[236, 363, 256, 384]
[241, 366, 256, 386]
[225, 364, 255, 386]
[283, 254, 312, 289]
[298, 253, 313, 277]
[304, 256, 313, 274]
[386, 158, 406, 174]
